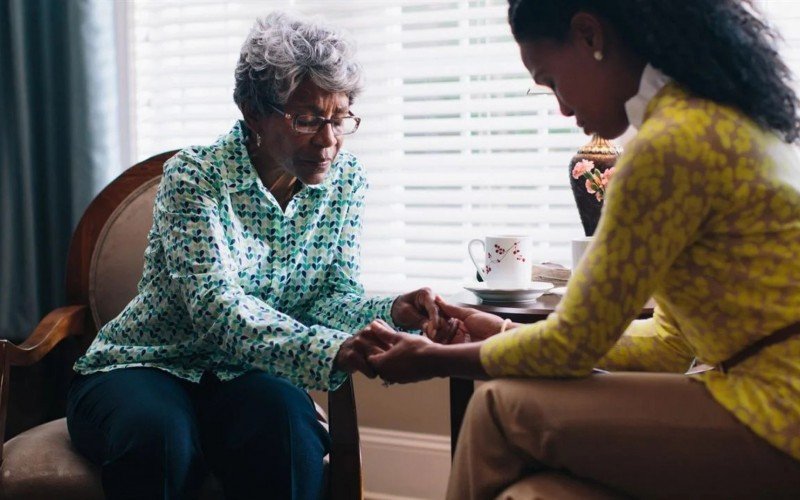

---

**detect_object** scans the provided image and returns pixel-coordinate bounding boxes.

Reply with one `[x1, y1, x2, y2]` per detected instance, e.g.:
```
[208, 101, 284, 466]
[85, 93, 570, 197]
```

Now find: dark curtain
[0, 0, 122, 342]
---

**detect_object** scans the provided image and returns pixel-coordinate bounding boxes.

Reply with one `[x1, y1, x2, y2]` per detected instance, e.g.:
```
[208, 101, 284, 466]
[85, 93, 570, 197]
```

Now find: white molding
[360, 427, 451, 500]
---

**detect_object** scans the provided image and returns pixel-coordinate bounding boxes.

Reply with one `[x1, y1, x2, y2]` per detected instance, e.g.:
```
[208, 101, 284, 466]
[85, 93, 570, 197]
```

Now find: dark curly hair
[508, 0, 800, 143]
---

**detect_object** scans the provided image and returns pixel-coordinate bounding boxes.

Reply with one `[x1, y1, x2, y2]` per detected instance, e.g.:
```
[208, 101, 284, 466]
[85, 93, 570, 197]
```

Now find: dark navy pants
[66, 368, 329, 500]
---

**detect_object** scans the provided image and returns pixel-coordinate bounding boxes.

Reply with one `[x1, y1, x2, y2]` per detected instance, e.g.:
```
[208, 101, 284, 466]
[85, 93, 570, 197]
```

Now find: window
[759, 0, 800, 76]
[129, 0, 800, 295]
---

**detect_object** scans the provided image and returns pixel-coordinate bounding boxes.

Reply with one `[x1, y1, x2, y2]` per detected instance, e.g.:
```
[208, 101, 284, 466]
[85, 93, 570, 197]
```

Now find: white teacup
[468, 235, 533, 289]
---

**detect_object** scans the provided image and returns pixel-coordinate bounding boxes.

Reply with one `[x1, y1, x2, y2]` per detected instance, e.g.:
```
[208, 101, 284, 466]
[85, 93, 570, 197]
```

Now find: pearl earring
[256, 133, 262, 147]
[593, 50, 604, 61]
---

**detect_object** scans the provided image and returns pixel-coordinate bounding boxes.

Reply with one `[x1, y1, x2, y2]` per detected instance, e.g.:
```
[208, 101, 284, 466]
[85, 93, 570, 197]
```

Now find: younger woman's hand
[367, 328, 444, 384]
[434, 297, 512, 341]
[334, 320, 395, 378]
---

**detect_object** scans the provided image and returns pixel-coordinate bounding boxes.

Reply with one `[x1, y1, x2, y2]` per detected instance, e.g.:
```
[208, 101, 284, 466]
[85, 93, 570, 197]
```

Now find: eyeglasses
[526, 87, 553, 96]
[265, 102, 361, 136]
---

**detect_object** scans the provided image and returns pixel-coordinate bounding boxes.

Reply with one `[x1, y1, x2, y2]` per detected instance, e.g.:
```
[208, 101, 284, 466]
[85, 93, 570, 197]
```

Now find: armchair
[0, 151, 363, 500]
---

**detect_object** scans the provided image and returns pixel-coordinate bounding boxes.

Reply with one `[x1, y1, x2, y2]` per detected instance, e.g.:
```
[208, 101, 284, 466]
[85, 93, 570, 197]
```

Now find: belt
[687, 320, 800, 375]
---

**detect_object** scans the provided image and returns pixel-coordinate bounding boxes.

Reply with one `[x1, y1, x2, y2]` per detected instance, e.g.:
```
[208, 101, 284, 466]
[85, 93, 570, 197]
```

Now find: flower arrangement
[571, 159, 615, 202]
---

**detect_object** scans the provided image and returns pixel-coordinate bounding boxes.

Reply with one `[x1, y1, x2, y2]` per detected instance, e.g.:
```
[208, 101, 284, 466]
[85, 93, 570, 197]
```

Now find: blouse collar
[624, 64, 672, 130]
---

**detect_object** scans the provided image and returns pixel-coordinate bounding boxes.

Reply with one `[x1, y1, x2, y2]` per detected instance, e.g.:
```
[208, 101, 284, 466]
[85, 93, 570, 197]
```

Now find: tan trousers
[447, 373, 800, 500]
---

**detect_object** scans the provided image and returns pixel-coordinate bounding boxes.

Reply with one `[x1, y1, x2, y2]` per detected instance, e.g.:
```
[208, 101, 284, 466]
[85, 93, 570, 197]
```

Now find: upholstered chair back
[88, 176, 160, 329]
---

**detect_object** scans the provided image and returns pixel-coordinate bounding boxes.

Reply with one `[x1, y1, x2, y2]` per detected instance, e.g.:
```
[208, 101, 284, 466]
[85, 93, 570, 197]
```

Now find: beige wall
[311, 374, 452, 436]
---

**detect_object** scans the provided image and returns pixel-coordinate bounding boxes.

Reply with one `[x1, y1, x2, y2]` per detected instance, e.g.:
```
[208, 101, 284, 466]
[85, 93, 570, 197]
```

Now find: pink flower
[571, 159, 595, 179]
[576, 163, 615, 203]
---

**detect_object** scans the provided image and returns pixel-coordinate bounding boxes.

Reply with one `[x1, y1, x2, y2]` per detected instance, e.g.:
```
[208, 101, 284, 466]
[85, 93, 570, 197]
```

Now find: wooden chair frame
[0, 151, 363, 499]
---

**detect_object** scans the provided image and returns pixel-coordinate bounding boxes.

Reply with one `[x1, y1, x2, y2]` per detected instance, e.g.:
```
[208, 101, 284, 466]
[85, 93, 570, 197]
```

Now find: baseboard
[360, 427, 451, 500]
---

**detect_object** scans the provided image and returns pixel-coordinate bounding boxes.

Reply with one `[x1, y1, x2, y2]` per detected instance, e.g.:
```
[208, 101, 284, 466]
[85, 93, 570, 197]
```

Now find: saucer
[464, 281, 554, 303]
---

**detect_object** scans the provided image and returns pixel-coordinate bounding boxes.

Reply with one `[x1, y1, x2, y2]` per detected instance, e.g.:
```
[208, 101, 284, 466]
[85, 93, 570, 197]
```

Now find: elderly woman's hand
[391, 287, 441, 338]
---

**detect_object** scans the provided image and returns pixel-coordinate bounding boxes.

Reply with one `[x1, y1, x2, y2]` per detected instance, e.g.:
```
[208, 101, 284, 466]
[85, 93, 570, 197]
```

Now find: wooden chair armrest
[0, 305, 88, 464]
[0, 305, 88, 367]
[327, 375, 362, 500]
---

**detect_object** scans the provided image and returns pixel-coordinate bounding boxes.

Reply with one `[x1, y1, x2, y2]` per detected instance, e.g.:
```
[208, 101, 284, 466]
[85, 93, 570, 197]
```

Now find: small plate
[464, 281, 554, 303]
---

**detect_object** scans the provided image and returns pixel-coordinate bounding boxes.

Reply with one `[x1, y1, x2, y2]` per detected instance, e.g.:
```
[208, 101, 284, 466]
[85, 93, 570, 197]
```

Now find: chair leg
[0, 344, 10, 466]
[327, 375, 362, 500]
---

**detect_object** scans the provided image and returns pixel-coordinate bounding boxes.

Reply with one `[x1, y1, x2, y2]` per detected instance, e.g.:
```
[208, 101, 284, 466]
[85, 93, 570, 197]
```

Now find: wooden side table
[447, 290, 654, 457]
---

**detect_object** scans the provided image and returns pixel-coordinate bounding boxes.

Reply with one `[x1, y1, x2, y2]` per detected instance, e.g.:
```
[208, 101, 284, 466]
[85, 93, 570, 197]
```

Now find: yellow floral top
[481, 83, 800, 461]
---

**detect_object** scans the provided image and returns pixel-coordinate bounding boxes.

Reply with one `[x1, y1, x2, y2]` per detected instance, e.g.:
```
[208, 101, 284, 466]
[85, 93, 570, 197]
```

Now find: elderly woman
[66, 12, 439, 500]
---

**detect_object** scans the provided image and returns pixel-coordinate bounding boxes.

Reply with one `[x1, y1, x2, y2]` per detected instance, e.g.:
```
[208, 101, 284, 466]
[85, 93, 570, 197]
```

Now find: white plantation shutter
[130, 0, 800, 296]
[336, 1, 585, 294]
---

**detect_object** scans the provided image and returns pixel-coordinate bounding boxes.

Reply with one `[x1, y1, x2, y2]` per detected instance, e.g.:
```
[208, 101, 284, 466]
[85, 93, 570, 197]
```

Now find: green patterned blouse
[74, 121, 396, 390]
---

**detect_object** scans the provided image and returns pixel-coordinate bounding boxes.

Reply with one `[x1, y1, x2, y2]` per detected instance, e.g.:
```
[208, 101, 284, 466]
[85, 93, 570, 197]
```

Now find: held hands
[339, 295, 512, 383]
[334, 316, 462, 381]
[391, 288, 511, 343]
[366, 319, 462, 384]
[338, 287, 445, 380]
[362, 298, 512, 385]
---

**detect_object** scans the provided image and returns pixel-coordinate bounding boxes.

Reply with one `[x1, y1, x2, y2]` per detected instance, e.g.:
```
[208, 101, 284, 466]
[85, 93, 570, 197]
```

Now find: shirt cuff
[377, 295, 401, 329]
[313, 326, 353, 391]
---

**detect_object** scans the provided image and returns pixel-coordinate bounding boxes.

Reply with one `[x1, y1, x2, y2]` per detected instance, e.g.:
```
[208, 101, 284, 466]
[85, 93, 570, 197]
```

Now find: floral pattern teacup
[468, 235, 533, 289]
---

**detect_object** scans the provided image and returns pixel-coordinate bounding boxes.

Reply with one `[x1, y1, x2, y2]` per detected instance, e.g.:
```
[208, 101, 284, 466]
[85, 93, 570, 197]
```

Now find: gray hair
[233, 11, 363, 116]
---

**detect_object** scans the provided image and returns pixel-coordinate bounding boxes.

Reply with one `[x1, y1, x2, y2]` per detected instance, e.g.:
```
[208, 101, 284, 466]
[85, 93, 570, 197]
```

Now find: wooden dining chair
[0, 151, 363, 500]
